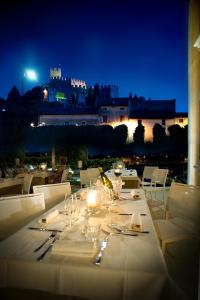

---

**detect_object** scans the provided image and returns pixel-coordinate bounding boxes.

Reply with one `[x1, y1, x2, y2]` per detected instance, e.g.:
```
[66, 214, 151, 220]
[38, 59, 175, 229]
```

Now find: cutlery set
[36, 233, 59, 261]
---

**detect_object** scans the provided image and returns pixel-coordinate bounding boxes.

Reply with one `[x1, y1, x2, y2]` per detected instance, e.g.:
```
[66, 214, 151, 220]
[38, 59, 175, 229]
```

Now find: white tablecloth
[0, 189, 182, 300]
[106, 169, 137, 177]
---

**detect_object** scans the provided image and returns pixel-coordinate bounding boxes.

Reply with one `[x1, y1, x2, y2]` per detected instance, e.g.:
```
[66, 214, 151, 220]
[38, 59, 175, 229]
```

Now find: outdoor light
[24, 69, 37, 81]
[21, 69, 38, 95]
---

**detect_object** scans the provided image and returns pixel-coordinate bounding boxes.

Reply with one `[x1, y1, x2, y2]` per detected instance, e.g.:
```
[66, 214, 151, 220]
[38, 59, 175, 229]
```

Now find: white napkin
[51, 240, 96, 257]
[39, 209, 59, 224]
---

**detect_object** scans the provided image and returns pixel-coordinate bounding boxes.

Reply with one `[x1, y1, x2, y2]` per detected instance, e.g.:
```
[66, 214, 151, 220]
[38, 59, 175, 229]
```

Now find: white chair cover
[61, 169, 69, 183]
[154, 182, 200, 253]
[141, 166, 158, 186]
[22, 174, 34, 194]
[33, 182, 71, 209]
[0, 193, 45, 240]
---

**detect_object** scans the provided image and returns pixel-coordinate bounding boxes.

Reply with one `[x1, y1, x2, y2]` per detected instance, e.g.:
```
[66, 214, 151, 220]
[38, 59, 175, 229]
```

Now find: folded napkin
[52, 240, 96, 257]
[40, 209, 59, 224]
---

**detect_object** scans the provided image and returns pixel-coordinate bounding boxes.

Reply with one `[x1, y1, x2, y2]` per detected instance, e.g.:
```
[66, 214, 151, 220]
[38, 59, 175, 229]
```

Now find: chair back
[151, 168, 168, 186]
[33, 182, 71, 209]
[166, 182, 200, 233]
[22, 173, 34, 194]
[0, 193, 45, 240]
[142, 166, 158, 181]
[80, 168, 100, 187]
[80, 170, 90, 188]
[61, 169, 69, 183]
[87, 168, 100, 179]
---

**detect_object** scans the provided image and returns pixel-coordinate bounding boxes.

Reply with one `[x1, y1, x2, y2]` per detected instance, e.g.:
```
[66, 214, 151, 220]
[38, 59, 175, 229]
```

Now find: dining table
[0, 188, 182, 300]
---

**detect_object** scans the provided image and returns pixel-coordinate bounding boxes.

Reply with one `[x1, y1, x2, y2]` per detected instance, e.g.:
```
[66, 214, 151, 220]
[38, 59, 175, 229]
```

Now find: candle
[87, 190, 97, 208]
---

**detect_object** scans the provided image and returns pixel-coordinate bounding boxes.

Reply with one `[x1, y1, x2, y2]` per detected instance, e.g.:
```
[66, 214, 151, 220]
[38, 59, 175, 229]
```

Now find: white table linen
[0, 189, 182, 300]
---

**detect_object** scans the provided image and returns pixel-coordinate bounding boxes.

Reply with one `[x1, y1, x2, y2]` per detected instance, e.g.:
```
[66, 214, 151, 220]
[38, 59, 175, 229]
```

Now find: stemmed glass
[103, 186, 114, 215]
[66, 195, 77, 228]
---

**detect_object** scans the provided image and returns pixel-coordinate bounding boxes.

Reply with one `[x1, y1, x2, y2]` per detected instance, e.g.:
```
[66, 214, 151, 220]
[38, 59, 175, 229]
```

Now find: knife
[28, 227, 62, 232]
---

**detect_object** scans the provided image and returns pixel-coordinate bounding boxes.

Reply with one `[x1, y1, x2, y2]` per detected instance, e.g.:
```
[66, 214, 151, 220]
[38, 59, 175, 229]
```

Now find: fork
[34, 232, 57, 252]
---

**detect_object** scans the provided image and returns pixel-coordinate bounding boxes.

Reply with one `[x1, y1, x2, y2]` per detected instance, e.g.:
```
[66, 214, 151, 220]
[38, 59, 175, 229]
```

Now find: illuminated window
[120, 115, 125, 122]
[179, 118, 184, 123]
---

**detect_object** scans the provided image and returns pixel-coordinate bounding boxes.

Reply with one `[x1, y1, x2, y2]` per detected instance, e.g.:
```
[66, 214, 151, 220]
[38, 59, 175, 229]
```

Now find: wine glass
[114, 168, 122, 177]
[66, 195, 77, 228]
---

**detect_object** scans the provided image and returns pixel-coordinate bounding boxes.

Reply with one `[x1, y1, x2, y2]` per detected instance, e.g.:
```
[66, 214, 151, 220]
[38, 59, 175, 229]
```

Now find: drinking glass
[130, 213, 143, 232]
[66, 195, 77, 227]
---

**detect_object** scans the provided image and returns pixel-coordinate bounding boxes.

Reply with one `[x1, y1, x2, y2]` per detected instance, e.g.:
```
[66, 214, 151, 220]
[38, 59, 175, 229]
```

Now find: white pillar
[188, 0, 200, 186]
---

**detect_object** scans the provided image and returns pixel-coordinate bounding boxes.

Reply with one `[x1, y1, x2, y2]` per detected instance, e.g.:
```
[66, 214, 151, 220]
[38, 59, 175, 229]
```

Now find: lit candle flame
[87, 190, 97, 208]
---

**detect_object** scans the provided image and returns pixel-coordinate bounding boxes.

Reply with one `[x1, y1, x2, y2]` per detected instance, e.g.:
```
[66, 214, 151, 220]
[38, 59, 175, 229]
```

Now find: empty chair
[0, 193, 45, 240]
[33, 182, 71, 209]
[80, 170, 90, 188]
[87, 168, 100, 182]
[154, 182, 200, 254]
[61, 168, 69, 183]
[80, 168, 100, 188]
[144, 168, 169, 205]
[122, 176, 140, 189]
[22, 173, 34, 194]
[140, 166, 158, 187]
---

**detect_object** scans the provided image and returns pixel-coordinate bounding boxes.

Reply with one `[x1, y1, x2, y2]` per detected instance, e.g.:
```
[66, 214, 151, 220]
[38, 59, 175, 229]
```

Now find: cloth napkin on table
[39, 209, 59, 224]
[51, 240, 96, 257]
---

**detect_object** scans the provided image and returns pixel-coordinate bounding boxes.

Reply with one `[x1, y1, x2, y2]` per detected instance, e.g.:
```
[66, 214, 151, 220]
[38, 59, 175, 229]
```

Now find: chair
[140, 166, 158, 187]
[22, 174, 34, 194]
[80, 170, 90, 188]
[0, 193, 45, 240]
[87, 168, 100, 179]
[122, 176, 140, 189]
[154, 182, 200, 254]
[80, 168, 100, 188]
[61, 168, 69, 183]
[144, 168, 169, 206]
[33, 182, 71, 209]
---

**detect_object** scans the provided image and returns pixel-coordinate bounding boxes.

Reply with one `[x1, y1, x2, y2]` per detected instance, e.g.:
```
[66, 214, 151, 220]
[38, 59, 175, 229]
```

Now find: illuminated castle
[46, 67, 87, 105]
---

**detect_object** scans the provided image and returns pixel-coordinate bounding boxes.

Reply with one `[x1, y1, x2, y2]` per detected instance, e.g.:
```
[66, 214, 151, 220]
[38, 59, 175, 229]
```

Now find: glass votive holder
[130, 213, 143, 232]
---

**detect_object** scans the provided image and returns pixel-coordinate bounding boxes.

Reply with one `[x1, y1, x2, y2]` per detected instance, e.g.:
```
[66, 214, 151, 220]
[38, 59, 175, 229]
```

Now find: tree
[114, 124, 128, 145]
[7, 86, 21, 104]
[168, 124, 184, 146]
[152, 123, 167, 145]
[133, 124, 145, 145]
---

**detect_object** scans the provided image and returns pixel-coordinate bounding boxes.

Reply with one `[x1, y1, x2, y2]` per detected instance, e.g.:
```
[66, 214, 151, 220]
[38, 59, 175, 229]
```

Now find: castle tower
[50, 67, 61, 79]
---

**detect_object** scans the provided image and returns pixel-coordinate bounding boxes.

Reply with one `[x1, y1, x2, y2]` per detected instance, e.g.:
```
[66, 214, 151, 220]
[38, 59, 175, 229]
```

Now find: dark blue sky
[0, 0, 188, 111]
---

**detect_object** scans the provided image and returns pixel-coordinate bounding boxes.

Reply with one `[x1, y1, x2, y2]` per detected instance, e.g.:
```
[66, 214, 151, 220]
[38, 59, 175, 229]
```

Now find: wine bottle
[98, 167, 113, 189]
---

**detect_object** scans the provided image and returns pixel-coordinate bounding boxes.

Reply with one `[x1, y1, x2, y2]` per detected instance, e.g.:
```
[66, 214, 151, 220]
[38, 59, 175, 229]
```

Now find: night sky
[0, 0, 188, 112]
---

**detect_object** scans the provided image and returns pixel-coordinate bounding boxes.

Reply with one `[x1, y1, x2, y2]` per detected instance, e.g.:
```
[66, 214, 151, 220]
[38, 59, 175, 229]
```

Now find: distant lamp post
[21, 69, 38, 95]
